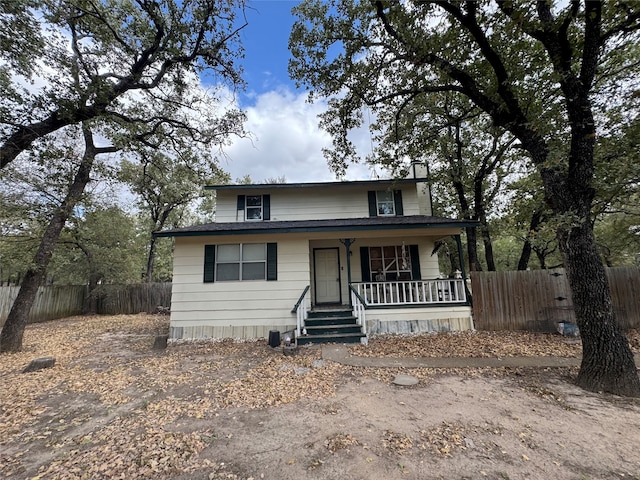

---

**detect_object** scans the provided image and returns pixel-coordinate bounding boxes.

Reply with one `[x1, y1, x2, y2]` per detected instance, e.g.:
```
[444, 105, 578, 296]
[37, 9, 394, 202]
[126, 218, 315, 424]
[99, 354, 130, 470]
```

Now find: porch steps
[297, 308, 366, 345]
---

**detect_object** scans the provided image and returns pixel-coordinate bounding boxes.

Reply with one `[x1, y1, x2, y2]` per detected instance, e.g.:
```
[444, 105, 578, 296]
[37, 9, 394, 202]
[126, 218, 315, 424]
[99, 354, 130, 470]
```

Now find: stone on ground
[22, 357, 56, 373]
[392, 374, 419, 386]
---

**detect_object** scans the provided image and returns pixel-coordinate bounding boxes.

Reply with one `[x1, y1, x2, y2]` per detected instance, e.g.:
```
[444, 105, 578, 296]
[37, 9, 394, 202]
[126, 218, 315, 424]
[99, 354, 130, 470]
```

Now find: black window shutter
[266, 243, 277, 281]
[360, 247, 371, 282]
[263, 194, 270, 220]
[237, 195, 245, 211]
[409, 244, 421, 280]
[394, 190, 404, 216]
[367, 191, 377, 217]
[204, 245, 215, 283]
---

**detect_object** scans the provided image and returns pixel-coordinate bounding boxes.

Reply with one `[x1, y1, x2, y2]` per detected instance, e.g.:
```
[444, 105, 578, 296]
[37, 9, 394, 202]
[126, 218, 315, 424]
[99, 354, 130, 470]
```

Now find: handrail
[348, 284, 368, 308]
[349, 284, 367, 343]
[292, 285, 310, 338]
[291, 285, 311, 313]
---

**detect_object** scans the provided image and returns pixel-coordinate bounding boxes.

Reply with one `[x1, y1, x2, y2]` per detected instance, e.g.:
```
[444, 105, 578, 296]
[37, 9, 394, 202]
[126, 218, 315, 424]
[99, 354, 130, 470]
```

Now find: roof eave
[154, 220, 478, 238]
[204, 177, 428, 192]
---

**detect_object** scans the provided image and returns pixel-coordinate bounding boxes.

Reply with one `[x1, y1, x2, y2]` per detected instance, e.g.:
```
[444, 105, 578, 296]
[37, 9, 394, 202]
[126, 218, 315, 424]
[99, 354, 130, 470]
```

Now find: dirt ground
[1, 314, 639, 480]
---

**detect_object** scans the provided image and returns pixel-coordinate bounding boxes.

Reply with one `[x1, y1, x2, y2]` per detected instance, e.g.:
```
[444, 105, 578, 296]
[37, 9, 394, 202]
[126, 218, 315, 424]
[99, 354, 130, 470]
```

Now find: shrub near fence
[471, 267, 640, 331]
[0, 283, 172, 326]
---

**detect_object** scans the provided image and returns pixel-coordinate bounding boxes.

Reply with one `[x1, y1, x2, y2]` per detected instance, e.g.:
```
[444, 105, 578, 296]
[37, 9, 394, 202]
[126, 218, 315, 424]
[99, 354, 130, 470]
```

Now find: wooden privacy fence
[0, 285, 86, 326]
[471, 267, 640, 331]
[0, 283, 172, 326]
[92, 283, 172, 315]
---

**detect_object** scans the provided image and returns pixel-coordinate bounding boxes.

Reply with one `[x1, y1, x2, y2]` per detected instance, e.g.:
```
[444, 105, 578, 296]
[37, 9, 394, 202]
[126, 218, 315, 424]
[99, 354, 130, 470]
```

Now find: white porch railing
[349, 285, 367, 342]
[353, 279, 467, 306]
[291, 285, 310, 337]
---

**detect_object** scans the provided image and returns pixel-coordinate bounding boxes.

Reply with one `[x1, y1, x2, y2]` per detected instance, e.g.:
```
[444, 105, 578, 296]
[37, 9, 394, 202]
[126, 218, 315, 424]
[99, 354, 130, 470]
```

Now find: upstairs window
[246, 195, 263, 221]
[236, 194, 271, 221]
[368, 190, 403, 217]
[376, 191, 395, 216]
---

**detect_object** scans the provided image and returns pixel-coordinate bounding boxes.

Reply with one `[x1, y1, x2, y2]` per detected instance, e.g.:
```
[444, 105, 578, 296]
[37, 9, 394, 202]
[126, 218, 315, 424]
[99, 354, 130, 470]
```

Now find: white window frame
[215, 243, 267, 281]
[376, 191, 395, 216]
[245, 195, 263, 221]
[368, 245, 412, 281]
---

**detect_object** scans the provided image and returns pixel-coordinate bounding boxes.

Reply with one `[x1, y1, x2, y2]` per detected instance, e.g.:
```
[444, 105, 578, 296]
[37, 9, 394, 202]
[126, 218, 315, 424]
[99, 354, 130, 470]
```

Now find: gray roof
[155, 215, 478, 238]
[205, 178, 427, 191]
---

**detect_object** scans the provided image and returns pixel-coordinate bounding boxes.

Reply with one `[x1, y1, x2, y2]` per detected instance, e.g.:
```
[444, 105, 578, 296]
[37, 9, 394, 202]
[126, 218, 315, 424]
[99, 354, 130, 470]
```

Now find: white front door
[314, 248, 341, 304]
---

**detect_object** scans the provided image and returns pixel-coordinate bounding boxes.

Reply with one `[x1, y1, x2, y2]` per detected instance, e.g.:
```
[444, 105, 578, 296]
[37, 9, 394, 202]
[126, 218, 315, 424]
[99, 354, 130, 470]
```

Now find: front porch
[353, 279, 467, 305]
[292, 278, 472, 345]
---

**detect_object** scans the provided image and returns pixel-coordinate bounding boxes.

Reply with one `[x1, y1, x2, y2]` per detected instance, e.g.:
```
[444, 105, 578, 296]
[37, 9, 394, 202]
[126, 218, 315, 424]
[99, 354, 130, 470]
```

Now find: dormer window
[368, 190, 403, 217]
[236, 194, 271, 221]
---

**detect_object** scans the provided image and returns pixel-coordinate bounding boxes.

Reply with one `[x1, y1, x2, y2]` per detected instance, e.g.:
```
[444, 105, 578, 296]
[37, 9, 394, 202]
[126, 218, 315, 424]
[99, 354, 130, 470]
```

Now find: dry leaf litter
[1, 314, 638, 479]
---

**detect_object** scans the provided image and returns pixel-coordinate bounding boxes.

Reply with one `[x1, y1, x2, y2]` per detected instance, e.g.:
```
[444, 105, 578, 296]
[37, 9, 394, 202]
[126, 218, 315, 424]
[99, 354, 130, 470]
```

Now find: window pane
[386, 271, 399, 281]
[217, 244, 240, 262]
[242, 262, 266, 280]
[377, 191, 395, 216]
[246, 195, 262, 206]
[377, 191, 393, 202]
[243, 244, 266, 261]
[378, 202, 395, 215]
[246, 207, 262, 220]
[383, 246, 396, 258]
[367, 245, 413, 281]
[216, 263, 239, 281]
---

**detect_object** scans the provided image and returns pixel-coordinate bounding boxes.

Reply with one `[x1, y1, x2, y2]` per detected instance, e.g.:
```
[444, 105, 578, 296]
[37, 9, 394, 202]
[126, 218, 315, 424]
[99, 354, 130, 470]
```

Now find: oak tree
[290, 0, 640, 395]
[0, 0, 248, 352]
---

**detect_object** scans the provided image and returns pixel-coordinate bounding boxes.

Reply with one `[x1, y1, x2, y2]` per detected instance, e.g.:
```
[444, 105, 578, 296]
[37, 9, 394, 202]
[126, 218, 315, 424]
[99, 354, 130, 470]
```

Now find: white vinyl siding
[170, 236, 309, 338]
[214, 186, 423, 222]
[169, 231, 466, 340]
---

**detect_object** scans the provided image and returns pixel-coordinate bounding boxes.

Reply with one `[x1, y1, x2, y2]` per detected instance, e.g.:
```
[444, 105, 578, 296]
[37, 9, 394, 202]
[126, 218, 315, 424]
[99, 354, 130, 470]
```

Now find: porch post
[339, 238, 355, 307]
[454, 234, 471, 303]
[453, 235, 466, 280]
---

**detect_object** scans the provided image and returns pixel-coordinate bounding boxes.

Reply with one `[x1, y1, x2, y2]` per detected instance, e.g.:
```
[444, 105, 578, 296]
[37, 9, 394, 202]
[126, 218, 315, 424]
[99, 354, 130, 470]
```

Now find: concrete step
[297, 332, 366, 345]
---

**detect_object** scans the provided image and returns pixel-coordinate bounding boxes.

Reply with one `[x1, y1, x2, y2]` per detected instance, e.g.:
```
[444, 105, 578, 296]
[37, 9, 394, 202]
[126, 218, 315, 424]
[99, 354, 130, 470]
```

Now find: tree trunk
[535, 250, 547, 270]
[480, 224, 495, 271]
[0, 126, 97, 352]
[84, 273, 100, 314]
[535, 101, 640, 394]
[145, 235, 158, 282]
[559, 223, 640, 396]
[517, 210, 543, 271]
[465, 226, 482, 272]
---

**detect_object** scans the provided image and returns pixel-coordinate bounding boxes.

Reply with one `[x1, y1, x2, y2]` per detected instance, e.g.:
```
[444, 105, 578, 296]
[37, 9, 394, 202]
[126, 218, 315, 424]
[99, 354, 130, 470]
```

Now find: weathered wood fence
[471, 267, 640, 331]
[0, 283, 172, 326]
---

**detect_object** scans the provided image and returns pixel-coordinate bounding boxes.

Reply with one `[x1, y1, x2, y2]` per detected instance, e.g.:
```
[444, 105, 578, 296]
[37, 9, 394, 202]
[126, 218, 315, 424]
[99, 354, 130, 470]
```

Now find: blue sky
[239, 1, 299, 102]
[222, 0, 377, 183]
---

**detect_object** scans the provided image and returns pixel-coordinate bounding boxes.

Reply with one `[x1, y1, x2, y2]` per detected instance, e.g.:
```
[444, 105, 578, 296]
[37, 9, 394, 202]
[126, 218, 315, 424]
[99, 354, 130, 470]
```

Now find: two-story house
[156, 169, 477, 344]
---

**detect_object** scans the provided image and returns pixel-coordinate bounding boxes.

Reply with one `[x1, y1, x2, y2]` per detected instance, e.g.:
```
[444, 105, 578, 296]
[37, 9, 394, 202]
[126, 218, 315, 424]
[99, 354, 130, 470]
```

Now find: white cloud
[222, 88, 377, 183]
